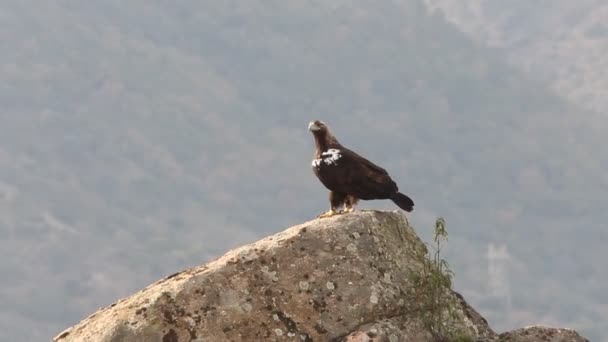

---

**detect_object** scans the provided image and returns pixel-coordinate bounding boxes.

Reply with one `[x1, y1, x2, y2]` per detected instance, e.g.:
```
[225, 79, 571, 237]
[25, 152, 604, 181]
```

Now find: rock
[52, 211, 588, 342]
[498, 325, 590, 342]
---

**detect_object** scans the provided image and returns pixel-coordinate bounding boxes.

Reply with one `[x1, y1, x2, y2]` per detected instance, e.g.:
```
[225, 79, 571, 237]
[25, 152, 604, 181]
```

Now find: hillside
[424, 0, 608, 112]
[0, 1, 606, 341]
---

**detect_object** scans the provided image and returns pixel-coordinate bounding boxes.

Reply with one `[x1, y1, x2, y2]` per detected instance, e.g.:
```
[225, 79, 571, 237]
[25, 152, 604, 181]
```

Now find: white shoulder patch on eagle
[321, 149, 341, 165]
[312, 149, 342, 168]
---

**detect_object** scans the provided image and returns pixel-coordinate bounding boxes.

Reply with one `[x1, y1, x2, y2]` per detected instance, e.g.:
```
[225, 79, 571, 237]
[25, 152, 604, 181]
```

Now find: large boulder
[53, 211, 587, 341]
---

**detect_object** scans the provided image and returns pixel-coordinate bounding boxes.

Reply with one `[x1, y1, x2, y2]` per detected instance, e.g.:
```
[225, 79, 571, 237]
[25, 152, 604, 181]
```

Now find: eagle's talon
[318, 209, 340, 218]
[344, 207, 355, 213]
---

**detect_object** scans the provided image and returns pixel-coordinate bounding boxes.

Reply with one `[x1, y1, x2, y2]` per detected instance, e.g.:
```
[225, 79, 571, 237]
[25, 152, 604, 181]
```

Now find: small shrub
[409, 218, 473, 342]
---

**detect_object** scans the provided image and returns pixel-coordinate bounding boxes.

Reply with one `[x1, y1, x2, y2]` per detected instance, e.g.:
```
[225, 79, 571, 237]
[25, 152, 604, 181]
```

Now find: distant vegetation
[426, 0, 608, 113]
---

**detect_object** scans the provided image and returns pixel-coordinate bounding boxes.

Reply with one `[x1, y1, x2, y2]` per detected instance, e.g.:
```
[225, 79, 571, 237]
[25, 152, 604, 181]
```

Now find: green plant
[410, 218, 472, 342]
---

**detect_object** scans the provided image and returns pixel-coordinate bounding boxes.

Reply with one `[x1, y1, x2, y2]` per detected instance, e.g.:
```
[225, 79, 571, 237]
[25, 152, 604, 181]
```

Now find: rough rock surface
[498, 325, 589, 342]
[53, 211, 588, 342]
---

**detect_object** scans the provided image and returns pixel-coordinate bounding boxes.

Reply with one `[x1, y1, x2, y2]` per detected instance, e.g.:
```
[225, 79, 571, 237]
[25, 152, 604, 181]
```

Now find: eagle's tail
[390, 192, 414, 212]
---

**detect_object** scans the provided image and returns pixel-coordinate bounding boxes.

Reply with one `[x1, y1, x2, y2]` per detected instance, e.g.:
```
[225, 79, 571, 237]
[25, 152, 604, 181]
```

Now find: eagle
[308, 120, 414, 218]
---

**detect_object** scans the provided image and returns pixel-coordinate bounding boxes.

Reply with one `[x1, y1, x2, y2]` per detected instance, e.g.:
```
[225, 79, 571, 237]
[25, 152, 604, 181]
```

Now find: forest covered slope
[425, 0, 608, 112]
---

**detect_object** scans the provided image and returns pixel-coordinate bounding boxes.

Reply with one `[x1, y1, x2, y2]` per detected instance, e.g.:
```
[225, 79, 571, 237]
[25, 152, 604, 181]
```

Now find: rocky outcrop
[498, 326, 589, 342]
[53, 211, 588, 341]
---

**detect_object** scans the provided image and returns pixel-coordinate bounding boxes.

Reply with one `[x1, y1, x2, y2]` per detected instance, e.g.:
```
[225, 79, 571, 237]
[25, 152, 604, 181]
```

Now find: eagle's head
[308, 120, 339, 149]
[308, 120, 327, 133]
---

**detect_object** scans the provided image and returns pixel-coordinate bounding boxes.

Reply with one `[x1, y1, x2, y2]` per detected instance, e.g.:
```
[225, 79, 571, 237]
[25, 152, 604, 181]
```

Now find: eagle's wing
[332, 148, 398, 200]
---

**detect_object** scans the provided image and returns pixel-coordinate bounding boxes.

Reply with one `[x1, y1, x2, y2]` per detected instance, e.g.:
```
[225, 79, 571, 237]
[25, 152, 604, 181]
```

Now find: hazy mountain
[424, 0, 608, 113]
[1, 1, 605, 341]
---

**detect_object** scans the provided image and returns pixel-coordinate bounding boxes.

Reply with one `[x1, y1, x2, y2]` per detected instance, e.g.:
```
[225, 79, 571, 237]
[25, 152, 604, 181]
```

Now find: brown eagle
[308, 120, 414, 218]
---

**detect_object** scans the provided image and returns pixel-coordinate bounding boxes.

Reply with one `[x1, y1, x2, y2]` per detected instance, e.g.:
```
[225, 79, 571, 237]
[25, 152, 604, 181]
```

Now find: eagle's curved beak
[308, 121, 320, 132]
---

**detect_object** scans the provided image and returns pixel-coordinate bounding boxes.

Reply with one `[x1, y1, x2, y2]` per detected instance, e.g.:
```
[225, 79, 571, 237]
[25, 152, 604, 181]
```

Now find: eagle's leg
[344, 195, 360, 213]
[319, 191, 346, 218]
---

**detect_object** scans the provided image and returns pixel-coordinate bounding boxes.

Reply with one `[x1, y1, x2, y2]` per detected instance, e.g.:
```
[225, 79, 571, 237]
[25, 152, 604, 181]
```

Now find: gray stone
[498, 325, 590, 342]
[52, 211, 587, 342]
